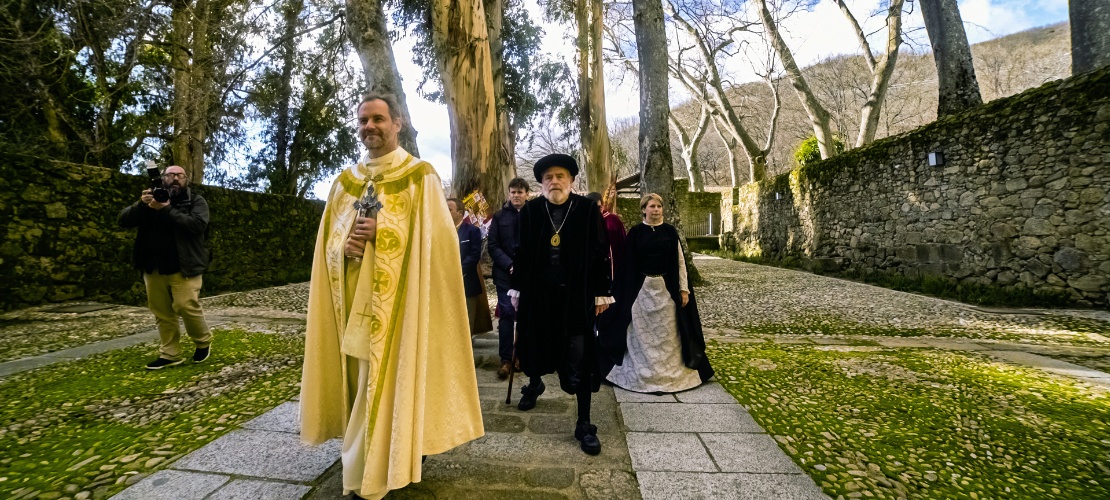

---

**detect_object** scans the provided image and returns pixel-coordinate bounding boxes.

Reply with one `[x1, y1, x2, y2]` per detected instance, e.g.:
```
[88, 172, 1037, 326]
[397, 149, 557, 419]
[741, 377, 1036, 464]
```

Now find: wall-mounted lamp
[775, 192, 782, 200]
[927, 151, 945, 167]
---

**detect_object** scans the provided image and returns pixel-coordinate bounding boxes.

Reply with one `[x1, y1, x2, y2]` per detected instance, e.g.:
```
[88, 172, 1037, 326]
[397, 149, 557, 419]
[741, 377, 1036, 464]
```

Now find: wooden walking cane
[505, 323, 518, 404]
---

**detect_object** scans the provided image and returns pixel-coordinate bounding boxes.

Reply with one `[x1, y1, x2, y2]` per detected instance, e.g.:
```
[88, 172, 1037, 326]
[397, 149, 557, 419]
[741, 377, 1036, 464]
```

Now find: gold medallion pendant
[550, 233, 561, 246]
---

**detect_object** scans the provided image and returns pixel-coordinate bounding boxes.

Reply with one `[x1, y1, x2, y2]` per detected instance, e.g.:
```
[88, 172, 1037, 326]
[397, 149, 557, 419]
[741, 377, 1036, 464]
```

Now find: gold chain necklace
[545, 199, 573, 247]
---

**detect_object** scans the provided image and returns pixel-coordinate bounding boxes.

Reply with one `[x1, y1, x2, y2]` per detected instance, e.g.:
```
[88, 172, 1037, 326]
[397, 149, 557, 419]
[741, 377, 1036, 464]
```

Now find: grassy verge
[709, 341, 1110, 499]
[705, 250, 1074, 308]
[0, 328, 303, 499]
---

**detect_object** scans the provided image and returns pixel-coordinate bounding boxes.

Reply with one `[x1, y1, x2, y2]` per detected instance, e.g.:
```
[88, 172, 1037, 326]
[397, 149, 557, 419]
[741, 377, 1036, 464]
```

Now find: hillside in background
[610, 22, 1072, 187]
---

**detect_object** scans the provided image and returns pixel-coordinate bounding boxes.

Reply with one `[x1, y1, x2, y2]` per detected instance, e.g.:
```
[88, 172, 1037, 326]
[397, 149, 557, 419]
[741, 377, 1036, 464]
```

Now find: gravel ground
[0, 304, 154, 363]
[3, 257, 1108, 365]
[692, 257, 1110, 346]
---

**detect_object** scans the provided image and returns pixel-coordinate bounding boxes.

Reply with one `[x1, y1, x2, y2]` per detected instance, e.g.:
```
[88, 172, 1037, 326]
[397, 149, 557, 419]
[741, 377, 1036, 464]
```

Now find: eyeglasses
[162, 173, 186, 179]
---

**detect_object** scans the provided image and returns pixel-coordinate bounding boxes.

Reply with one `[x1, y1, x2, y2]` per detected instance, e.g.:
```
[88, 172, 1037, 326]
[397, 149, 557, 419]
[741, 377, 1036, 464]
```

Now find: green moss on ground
[709, 341, 1110, 499]
[0, 328, 303, 499]
[724, 318, 1109, 346]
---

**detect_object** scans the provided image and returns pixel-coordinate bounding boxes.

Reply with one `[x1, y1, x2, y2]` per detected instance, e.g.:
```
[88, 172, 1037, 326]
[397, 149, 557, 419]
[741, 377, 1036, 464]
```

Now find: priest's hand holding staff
[345, 217, 377, 259]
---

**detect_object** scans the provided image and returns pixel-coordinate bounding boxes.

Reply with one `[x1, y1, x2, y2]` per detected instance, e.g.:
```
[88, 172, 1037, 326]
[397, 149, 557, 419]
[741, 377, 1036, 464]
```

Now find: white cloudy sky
[313, 0, 1068, 199]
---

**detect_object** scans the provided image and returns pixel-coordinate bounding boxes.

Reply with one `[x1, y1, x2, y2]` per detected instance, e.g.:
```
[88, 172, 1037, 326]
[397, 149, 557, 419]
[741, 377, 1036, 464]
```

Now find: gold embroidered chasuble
[300, 148, 484, 496]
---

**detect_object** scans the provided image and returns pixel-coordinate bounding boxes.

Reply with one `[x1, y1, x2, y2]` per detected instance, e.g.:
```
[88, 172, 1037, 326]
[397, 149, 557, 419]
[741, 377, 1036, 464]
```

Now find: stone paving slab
[620, 402, 763, 433]
[241, 401, 299, 433]
[613, 388, 678, 403]
[0, 329, 158, 377]
[172, 429, 341, 481]
[700, 433, 806, 474]
[113, 470, 230, 500]
[673, 383, 738, 404]
[626, 432, 716, 472]
[207, 479, 312, 499]
[637, 471, 828, 500]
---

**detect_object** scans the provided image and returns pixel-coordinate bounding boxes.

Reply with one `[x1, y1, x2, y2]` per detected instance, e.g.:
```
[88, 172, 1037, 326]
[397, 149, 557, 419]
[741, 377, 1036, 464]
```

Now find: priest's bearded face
[541, 166, 573, 205]
[358, 99, 402, 158]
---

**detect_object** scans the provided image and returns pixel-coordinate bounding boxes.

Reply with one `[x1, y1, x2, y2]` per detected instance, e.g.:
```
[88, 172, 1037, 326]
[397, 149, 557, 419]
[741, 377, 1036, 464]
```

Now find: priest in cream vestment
[300, 94, 484, 499]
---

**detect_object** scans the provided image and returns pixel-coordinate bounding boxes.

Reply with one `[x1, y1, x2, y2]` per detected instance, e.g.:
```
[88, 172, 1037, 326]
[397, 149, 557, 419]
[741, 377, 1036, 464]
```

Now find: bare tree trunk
[586, 0, 612, 192]
[839, 0, 904, 147]
[269, 0, 302, 195]
[485, 0, 518, 187]
[432, 0, 506, 209]
[712, 116, 741, 187]
[170, 0, 216, 181]
[633, 0, 700, 284]
[578, 0, 613, 192]
[668, 105, 708, 191]
[920, 0, 982, 117]
[1070, 0, 1110, 74]
[756, 0, 835, 159]
[345, 0, 420, 155]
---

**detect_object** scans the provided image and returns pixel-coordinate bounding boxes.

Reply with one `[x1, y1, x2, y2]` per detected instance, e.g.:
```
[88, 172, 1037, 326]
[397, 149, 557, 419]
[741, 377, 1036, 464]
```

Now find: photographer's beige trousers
[144, 271, 212, 360]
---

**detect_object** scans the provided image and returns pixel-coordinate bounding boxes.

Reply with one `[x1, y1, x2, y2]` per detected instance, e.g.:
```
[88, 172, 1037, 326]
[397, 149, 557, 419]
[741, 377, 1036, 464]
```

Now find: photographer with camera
[118, 164, 213, 370]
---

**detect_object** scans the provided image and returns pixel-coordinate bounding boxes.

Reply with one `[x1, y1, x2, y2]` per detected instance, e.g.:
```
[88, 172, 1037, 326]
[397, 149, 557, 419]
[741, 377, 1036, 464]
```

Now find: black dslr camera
[145, 160, 170, 203]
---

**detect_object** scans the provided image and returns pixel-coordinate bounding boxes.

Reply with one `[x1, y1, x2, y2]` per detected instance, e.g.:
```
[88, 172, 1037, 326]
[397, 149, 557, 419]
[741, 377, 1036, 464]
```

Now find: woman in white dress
[600, 193, 713, 393]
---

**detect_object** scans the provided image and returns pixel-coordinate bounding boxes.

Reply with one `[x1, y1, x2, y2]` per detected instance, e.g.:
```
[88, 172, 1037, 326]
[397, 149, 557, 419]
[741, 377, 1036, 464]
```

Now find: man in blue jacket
[118, 165, 213, 370]
[448, 198, 492, 336]
[487, 178, 528, 379]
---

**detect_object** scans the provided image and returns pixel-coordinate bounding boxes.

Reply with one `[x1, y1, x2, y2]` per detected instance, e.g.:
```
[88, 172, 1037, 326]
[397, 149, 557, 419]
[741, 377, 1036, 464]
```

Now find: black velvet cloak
[511, 193, 611, 392]
[598, 222, 714, 382]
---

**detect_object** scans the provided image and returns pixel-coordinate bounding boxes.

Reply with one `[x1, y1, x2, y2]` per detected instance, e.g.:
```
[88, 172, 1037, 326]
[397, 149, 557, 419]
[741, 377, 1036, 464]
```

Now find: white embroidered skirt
[606, 276, 702, 393]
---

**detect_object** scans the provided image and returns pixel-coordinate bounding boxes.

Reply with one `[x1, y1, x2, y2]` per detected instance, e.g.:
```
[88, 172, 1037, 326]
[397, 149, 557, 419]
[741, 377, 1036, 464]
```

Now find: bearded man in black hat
[508, 153, 612, 455]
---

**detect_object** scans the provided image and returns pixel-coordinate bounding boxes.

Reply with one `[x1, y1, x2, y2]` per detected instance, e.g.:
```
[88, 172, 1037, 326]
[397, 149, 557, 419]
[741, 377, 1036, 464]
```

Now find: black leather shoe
[575, 421, 601, 455]
[517, 380, 545, 411]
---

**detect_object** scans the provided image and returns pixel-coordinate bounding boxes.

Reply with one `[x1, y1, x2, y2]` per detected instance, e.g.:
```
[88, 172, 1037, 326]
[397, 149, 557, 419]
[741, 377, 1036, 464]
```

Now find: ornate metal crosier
[351, 184, 383, 262]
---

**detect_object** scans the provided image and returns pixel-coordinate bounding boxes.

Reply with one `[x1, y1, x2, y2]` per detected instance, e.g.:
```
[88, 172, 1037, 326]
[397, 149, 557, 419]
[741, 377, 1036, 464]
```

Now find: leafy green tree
[243, 0, 359, 197]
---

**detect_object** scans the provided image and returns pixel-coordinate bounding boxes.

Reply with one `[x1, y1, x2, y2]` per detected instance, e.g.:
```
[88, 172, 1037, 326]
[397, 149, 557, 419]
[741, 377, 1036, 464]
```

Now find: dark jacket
[487, 201, 522, 289]
[512, 193, 611, 389]
[457, 220, 484, 297]
[118, 188, 211, 277]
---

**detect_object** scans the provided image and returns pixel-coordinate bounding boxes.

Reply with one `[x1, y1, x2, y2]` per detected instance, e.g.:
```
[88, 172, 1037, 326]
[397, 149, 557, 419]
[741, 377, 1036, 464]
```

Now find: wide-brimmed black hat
[532, 153, 579, 182]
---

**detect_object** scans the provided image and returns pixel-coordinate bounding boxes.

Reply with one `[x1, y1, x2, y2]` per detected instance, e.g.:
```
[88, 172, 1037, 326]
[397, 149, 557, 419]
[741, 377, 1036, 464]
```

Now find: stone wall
[0, 158, 324, 311]
[721, 65, 1110, 307]
[613, 179, 723, 236]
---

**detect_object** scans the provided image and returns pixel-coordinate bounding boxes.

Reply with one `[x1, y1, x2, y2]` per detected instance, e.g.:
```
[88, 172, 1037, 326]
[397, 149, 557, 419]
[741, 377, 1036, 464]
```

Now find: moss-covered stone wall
[0, 158, 324, 311]
[721, 65, 1110, 307]
[612, 179, 723, 236]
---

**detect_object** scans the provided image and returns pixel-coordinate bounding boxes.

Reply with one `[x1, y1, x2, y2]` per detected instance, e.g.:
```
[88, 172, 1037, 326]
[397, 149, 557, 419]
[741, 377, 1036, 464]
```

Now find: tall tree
[669, 104, 709, 191]
[1, 0, 168, 168]
[577, 0, 613, 192]
[345, 0, 419, 154]
[836, 0, 904, 147]
[430, 0, 507, 207]
[665, 0, 776, 183]
[1069, 0, 1110, 74]
[632, 0, 700, 283]
[246, 0, 359, 197]
[756, 0, 835, 159]
[919, 0, 982, 117]
[398, 0, 561, 207]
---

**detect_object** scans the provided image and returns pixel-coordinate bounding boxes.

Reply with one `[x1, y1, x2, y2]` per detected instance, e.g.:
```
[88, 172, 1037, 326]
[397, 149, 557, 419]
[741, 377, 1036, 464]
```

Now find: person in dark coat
[449, 198, 492, 335]
[599, 193, 713, 393]
[118, 165, 213, 370]
[510, 153, 612, 455]
[487, 177, 529, 379]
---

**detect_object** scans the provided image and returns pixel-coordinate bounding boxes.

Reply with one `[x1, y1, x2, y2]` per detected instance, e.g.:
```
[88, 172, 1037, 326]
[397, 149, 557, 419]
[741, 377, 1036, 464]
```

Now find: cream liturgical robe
[300, 148, 484, 499]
